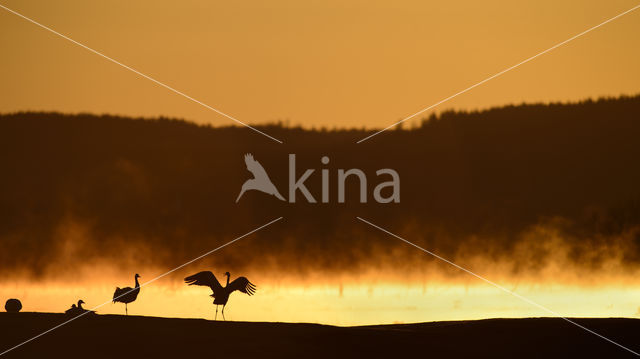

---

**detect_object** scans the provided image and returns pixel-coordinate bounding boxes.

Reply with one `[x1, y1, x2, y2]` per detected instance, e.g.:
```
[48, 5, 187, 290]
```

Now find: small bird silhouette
[65, 304, 77, 315]
[184, 271, 256, 320]
[112, 273, 140, 315]
[236, 153, 285, 203]
[65, 300, 96, 316]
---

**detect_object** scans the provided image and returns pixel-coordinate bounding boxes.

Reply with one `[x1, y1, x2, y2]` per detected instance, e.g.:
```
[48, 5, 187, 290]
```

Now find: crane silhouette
[184, 271, 256, 320]
[112, 273, 140, 315]
[236, 153, 285, 203]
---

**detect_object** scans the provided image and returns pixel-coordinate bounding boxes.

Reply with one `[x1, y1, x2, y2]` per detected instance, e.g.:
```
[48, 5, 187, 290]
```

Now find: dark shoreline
[1, 313, 638, 358]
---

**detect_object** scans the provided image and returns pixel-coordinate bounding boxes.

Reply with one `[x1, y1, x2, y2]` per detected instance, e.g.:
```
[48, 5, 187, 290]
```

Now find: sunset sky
[1, 0, 639, 128]
[1, 0, 640, 327]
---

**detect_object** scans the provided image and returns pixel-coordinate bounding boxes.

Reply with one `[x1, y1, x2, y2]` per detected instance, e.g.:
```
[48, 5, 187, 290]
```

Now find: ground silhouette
[0, 313, 638, 358]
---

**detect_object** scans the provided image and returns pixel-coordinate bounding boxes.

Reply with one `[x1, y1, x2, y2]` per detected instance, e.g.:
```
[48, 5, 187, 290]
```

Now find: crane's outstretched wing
[227, 277, 256, 296]
[244, 154, 270, 181]
[227, 277, 256, 295]
[184, 271, 223, 296]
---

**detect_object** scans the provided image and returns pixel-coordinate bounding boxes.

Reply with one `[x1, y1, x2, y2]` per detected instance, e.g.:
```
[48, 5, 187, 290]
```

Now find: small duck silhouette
[236, 154, 285, 202]
[65, 300, 96, 316]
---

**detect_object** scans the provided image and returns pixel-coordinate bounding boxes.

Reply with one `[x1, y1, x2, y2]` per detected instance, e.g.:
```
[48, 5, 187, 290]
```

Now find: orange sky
[1, 0, 639, 129]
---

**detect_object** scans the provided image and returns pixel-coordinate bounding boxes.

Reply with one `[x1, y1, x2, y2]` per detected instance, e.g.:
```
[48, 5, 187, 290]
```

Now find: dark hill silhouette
[1, 95, 640, 280]
[0, 313, 638, 358]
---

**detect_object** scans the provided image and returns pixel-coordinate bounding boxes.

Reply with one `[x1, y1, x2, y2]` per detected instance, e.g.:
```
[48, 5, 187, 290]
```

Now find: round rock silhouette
[5, 298, 22, 313]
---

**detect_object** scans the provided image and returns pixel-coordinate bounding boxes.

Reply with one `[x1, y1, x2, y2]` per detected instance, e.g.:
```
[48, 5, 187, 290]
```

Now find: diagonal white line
[357, 3, 640, 143]
[0, 216, 283, 357]
[356, 216, 640, 357]
[0, 3, 283, 144]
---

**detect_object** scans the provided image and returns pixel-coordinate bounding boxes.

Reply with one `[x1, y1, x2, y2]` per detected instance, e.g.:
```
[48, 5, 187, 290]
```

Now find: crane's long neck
[77, 301, 83, 310]
[226, 275, 230, 287]
[134, 276, 140, 289]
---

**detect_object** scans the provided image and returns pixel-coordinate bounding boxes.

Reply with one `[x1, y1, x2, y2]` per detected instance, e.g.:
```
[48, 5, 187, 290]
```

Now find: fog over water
[2, 96, 640, 321]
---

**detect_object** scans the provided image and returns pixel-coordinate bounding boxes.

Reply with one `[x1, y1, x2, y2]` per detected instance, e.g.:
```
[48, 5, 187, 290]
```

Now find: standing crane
[112, 273, 141, 315]
[184, 271, 256, 320]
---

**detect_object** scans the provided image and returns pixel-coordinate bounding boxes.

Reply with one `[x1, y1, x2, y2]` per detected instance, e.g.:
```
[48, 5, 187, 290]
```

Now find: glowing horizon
[2, 280, 639, 326]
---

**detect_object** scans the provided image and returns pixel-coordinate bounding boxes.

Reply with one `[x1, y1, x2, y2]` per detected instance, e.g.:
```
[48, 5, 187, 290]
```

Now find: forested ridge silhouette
[1, 95, 640, 280]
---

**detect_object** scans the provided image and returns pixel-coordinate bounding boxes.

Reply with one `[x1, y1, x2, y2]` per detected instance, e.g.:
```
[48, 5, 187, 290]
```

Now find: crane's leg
[222, 305, 226, 321]
[125, 303, 128, 316]
[215, 305, 218, 320]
